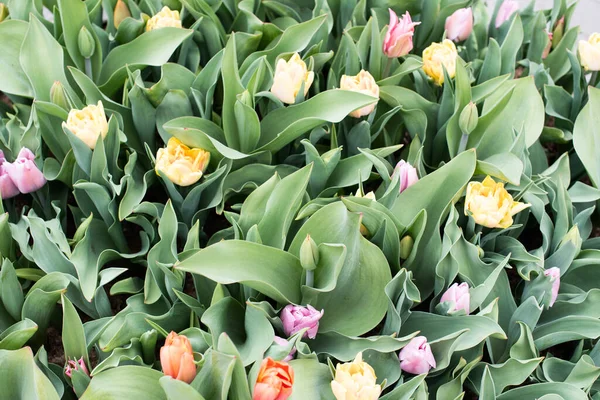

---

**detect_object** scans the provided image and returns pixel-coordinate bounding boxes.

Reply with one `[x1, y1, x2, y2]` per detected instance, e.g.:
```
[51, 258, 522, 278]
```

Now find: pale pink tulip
[281, 304, 324, 339]
[392, 160, 419, 193]
[445, 8, 473, 42]
[383, 9, 420, 58]
[440, 282, 470, 314]
[399, 336, 436, 374]
[544, 267, 560, 307]
[495, 1, 519, 28]
[0, 151, 19, 199]
[4, 148, 46, 194]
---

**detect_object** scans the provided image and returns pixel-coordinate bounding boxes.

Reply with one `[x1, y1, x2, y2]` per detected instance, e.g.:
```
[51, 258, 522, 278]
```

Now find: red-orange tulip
[253, 357, 294, 400]
[160, 332, 196, 384]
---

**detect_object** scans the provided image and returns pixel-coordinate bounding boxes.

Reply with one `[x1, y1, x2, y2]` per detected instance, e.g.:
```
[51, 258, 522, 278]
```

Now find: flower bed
[0, 0, 599, 399]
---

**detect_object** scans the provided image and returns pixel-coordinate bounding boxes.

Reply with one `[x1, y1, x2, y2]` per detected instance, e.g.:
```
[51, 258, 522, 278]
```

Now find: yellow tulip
[578, 33, 600, 71]
[331, 352, 381, 400]
[422, 39, 458, 85]
[114, 0, 131, 29]
[146, 6, 182, 32]
[155, 137, 210, 187]
[63, 101, 109, 149]
[270, 53, 314, 104]
[340, 70, 379, 118]
[464, 176, 530, 229]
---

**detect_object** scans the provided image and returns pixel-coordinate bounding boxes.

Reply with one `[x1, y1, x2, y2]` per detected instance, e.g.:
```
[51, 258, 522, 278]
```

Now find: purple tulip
[281, 304, 324, 339]
[440, 282, 470, 314]
[0, 151, 19, 199]
[392, 160, 419, 193]
[4, 148, 46, 194]
[399, 336, 436, 375]
[273, 336, 297, 362]
[495, 1, 519, 28]
[445, 8, 473, 42]
[65, 357, 89, 378]
[544, 267, 560, 307]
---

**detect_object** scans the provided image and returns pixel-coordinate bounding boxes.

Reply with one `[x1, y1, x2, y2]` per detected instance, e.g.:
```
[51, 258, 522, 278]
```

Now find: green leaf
[160, 376, 206, 400]
[80, 366, 167, 400]
[61, 295, 89, 368]
[573, 86, 600, 188]
[0, 319, 38, 350]
[0, 347, 60, 400]
[0, 20, 33, 97]
[0, 259, 24, 321]
[288, 358, 336, 400]
[496, 383, 587, 400]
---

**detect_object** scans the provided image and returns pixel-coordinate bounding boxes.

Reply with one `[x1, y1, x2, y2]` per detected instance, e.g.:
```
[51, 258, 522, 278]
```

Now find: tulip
[50, 81, 71, 111]
[78, 26, 95, 59]
[392, 160, 418, 193]
[65, 357, 89, 378]
[445, 8, 473, 42]
[273, 336, 296, 362]
[544, 267, 560, 307]
[4, 148, 46, 194]
[64, 101, 109, 150]
[543, 31, 553, 59]
[146, 6, 182, 31]
[280, 304, 324, 339]
[114, 0, 131, 28]
[155, 137, 210, 187]
[399, 336, 436, 375]
[495, 1, 519, 28]
[578, 33, 600, 71]
[0, 152, 19, 199]
[440, 282, 470, 314]
[383, 9, 420, 58]
[340, 70, 379, 118]
[330, 352, 381, 400]
[253, 357, 294, 400]
[399, 235, 414, 260]
[0, 4, 8, 23]
[270, 53, 314, 104]
[464, 176, 530, 229]
[422, 40, 458, 85]
[160, 331, 197, 384]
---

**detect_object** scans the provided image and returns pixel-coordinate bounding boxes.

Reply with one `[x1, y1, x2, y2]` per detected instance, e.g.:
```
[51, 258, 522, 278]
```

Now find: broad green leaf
[0, 319, 38, 350]
[160, 376, 206, 400]
[0, 347, 60, 400]
[80, 366, 167, 400]
[573, 87, 600, 187]
[0, 20, 33, 97]
[496, 383, 587, 400]
[288, 358, 336, 400]
[61, 295, 89, 368]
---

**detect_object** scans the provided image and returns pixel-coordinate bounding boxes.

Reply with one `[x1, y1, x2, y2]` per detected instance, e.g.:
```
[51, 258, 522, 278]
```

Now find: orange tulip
[253, 357, 294, 400]
[160, 332, 196, 384]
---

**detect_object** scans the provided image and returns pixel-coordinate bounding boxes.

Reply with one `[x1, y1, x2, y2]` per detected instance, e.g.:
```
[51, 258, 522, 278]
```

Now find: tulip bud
[146, 6, 182, 31]
[160, 331, 197, 383]
[114, 0, 131, 29]
[281, 304, 324, 339]
[495, 0, 519, 28]
[339, 70, 379, 118]
[253, 358, 294, 400]
[440, 282, 470, 314]
[65, 357, 89, 378]
[270, 53, 314, 104]
[399, 336, 436, 374]
[392, 160, 419, 193]
[300, 235, 319, 272]
[552, 17, 565, 47]
[50, 81, 71, 110]
[459, 102, 478, 136]
[422, 40, 458, 85]
[0, 151, 19, 199]
[64, 101, 109, 150]
[542, 30, 553, 59]
[383, 9, 420, 58]
[559, 225, 581, 249]
[445, 8, 473, 42]
[399, 235, 414, 260]
[578, 33, 600, 71]
[4, 148, 46, 194]
[544, 267, 560, 307]
[155, 137, 210, 186]
[77, 26, 95, 59]
[140, 329, 158, 364]
[331, 353, 381, 400]
[0, 4, 8, 23]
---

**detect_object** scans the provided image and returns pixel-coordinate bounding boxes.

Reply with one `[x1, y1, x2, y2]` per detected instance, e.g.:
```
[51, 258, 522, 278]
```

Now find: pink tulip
[543, 31, 553, 59]
[4, 148, 46, 194]
[273, 336, 297, 362]
[281, 304, 324, 339]
[445, 8, 473, 42]
[392, 160, 419, 193]
[544, 267, 560, 307]
[383, 9, 420, 58]
[495, 1, 519, 28]
[65, 357, 89, 378]
[440, 282, 470, 314]
[0, 151, 19, 199]
[399, 336, 436, 375]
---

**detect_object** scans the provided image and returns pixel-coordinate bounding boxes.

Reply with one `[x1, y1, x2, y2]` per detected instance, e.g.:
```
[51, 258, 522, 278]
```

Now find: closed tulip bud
[459, 102, 478, 135]
[270, 53, 314, 104]
[65, 357, 89, 378]
[146, 6, 182, 31]
[392, 160, 419, 193]
[445, 8, 473, 42]
[544, 267, 560, 307]
[440, 282, 470, 314]
[331, 352, 381, 400]
[339, 70, 379, 118]
[253, 358, 294, 400]
[4, 148, 46, 194]
[114, 0, 131, 29]
[559, 225, 581, 249]
[399, 336, 436, 374]
[281, 304, 324, 339]
[355, 189, 376, 200]
[495, 0, 519, 28]
[552, 17, 565, 47]
[383, 9, 420, 58]
[0, 4, 8, 23]
[155, 137, 210, 187]
[399, 235, 414, 260]
[77, 26, 95, 59]
[464, 176, 530, 229]
[272, 336, 296, 362]
[578, 33, 600, 71]
[64, 101, 109, 149]
[50, 81, 71, 111]
[160, 331, 197, 383]
[0, 151, 19, 199]
[140, 329, 158, 364]
[422, 40, 458, 85]
[543, 31, 553, 59]
[300, 235, 319, 272]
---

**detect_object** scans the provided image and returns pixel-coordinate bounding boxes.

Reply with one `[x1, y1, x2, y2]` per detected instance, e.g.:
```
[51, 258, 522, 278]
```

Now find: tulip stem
[591, 71, 599, 88]
[457, 133, 469, 153]
[383, 58, 393, 79]
[305, 270, 314, 287]
[84, 58, 92, 79]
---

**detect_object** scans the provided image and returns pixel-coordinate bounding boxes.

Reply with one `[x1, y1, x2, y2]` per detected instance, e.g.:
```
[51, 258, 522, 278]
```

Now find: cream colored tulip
[331, 352, 381, 400]
[578, 33, 600, 71]
[155, 137, 210, 187]
[270, 53, 314, 104]
[340, 70, 380, 118]
[146, 6, 182, 32]
[422, 40, 458, 85]
[64, 101, 109, 149]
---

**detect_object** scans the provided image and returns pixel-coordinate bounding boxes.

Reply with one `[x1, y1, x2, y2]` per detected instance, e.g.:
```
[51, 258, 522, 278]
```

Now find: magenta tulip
[495, 1, 519, 28]
[281, 304, 324, 339]
[383, 9, 420, 58]
[445, 8, 473, 42]
[392, 160, 419, 193]
[440, 282, 470, 314]
[4, 148, 46, 194]
[544, 267, 560, 307]
[273, 336, 297, 362]
[399, 336, 436, 375]
[65, 357, 89, 378]
[0, 151, 19, 199]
